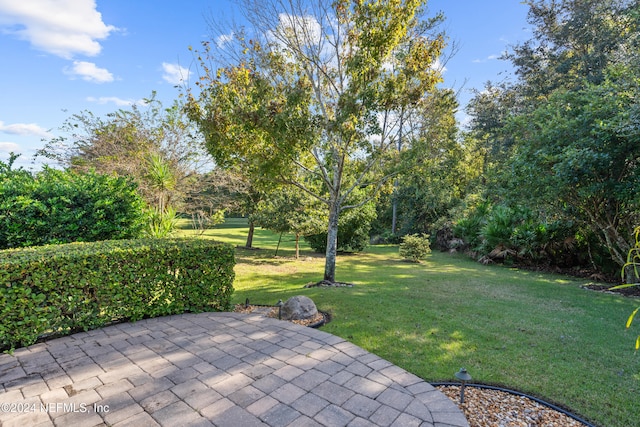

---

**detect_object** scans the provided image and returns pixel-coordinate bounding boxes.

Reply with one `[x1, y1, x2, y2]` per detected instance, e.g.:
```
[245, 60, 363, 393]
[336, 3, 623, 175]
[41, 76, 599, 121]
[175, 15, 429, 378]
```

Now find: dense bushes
[0, 163, 146, 249]
[0, 238, 235, 351]
[453, 202, 586, 267]
[304, 202, 376, 253]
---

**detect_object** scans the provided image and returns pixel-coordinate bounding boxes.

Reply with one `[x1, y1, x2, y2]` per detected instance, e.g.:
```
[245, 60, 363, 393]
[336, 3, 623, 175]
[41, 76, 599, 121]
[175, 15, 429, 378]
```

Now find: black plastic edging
[308, 311, 331, 328]
[430, 382, 597, 427]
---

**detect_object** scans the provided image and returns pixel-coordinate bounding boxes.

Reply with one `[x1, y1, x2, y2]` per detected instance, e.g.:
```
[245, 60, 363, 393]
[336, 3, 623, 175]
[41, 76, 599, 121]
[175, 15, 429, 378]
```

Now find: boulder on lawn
[281, 296, 318, 321]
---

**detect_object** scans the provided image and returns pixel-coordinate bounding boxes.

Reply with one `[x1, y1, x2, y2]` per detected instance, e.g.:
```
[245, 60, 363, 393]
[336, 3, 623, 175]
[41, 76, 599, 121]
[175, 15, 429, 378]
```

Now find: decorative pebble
[436, 385, 588, 427]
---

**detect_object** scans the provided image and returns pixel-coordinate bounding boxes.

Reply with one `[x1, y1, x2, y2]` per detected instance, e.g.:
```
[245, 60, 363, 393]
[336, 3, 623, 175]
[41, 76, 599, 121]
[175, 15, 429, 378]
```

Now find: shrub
[0, 238, 235, 352]
[305, 202, 376, 253]
[453, 200, 491, 249]
[146, 206, 179, 238]
[399, 234, 432, 262]
[611, 226, 640, 350]
[453, 202, 587, 267]
[0, 166, 146, 249]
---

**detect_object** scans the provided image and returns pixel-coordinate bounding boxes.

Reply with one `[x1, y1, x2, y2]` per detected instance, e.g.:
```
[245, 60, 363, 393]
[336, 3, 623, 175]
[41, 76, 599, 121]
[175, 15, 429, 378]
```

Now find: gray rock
[281, 296, 318, 321]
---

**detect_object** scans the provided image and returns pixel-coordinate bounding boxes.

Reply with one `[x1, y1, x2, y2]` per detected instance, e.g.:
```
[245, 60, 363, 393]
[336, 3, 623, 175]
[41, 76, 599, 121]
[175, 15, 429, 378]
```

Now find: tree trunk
[392, 108, 403, 235]
[391, 178, 398, 234]
[274, 232, 283, 257]
[245, 220, 255, 248]
[324, 201, 340, 282]
[295, 233, 300, 260]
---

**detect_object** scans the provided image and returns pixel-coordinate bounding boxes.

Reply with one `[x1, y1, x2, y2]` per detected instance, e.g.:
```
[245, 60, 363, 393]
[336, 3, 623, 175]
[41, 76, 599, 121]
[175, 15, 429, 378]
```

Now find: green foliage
[506, 66, 640, 266]
[462, 0, 640, 275]
[38, 94, 207, 214]
[252, 187, 322, 257]
[187, 0, 445, 282]
[305, 201, 377, 254]
[399, 233, 431, 262]
[144, 153, 180, 238]
[252, 187, 321, 236]
[0, 152, 24, 176]
[0, 164, 146, 249]
[146, 207, 179, 238]
[373, 89, 479, 238]
[452, 200, 491, 250]
[508, 0, 638, 97]
[190, 209, 226, 237]
[622, 226, 640, 285]
[478, 205, 521, 255]
[145, 152, 177, 214]
[454, 202, 584, 266]
[611, 226, 640, 350]
[0, 238, 235, 352]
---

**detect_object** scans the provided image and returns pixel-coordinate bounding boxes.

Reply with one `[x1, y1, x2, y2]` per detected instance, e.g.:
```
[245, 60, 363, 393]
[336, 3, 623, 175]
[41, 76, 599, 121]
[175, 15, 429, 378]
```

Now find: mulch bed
[303, 280, 355, 288]
[581, 282, 640, 298]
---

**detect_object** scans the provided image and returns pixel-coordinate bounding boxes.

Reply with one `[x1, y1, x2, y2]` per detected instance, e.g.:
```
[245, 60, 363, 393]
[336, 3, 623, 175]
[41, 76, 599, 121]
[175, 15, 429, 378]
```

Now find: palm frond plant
[610, 226, 640, 350]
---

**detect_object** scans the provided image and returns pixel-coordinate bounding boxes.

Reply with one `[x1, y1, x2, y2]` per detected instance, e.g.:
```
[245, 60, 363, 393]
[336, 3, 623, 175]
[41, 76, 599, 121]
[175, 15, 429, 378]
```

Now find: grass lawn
[180, 218, 639, 427]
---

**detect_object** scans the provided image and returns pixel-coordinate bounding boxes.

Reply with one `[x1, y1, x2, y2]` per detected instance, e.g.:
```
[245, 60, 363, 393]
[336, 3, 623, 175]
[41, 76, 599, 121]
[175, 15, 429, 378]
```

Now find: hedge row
[0, 238, 235, 352]
[0, 167, 146, 249]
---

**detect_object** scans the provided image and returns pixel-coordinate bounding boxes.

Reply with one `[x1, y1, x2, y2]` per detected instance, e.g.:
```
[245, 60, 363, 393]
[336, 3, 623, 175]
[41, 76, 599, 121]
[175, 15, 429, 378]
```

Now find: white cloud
[216, 32, 234, 48]
[276, 13, 322, 46]
[64, 61, 114, 83]
[432, 58, 447, 74]
[0, 142, 20, 152]
[86, 96, 136, 106]
[0, 121, 52, 138]
[0, 0, 117, 59]
[162, 62, 191, 85]
[473, 53, 503, 63]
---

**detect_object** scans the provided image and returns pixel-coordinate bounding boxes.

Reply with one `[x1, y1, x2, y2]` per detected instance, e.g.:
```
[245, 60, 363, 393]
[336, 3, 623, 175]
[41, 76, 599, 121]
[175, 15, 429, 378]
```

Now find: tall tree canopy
[507, 0, 639, 99]
[186, 0, 445, 282]
[464, 0, 640, 270]
[38, 94, 208, 212]
[507, 66, 640, 266]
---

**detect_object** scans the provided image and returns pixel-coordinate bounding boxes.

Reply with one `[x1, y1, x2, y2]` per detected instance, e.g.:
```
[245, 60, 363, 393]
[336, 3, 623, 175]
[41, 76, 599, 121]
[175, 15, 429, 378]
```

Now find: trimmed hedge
[0, 238, 235, 352]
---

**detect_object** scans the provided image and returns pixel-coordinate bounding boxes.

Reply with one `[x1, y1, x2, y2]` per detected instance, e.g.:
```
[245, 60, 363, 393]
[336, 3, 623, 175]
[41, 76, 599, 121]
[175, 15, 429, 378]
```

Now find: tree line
[462, 0, 639, 278]
[4, 0, 638, 284]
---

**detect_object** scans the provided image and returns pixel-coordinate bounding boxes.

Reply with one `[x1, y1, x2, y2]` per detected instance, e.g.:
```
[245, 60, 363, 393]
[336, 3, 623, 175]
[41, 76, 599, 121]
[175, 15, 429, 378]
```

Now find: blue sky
[0, 0, 530, 170]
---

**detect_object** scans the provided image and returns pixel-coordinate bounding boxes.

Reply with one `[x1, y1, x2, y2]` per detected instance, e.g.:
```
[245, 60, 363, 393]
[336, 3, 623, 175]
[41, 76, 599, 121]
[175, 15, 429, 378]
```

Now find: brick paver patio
[0, 312, 469, 426]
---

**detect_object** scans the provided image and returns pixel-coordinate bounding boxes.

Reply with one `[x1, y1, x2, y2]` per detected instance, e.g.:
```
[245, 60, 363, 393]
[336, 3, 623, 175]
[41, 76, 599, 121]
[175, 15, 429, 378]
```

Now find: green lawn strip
[187, 219, 639, 427]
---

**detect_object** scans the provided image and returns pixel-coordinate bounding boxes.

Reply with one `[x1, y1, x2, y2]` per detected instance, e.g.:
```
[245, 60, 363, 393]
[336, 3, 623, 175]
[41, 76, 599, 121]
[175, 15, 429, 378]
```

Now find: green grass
[179, 219, 639, 427]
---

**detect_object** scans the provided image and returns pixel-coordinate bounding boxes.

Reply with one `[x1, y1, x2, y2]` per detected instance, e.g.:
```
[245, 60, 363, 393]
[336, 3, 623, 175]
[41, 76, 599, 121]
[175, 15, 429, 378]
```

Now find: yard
[181, 218, 639, 427]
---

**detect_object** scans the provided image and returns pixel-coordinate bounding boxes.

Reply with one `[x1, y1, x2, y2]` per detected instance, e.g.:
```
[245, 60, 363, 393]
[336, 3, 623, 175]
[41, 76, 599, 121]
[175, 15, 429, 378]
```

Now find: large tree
[507, 66, 640, 267]
[464, 0, 640, 270]
[186, 0, 444, 282]
[507, 0, 639, 100]
[38, 94, 208, 212]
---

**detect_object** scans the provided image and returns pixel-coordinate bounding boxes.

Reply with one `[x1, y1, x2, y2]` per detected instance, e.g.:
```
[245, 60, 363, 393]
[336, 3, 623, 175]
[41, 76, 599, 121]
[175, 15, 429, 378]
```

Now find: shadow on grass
[185, 218, 638, 427]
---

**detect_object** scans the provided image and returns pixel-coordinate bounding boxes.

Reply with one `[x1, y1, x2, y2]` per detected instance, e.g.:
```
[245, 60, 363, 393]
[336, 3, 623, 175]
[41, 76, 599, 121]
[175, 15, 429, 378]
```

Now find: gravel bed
[233, 304, 325, 326]
[436, 385, 589, 427]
